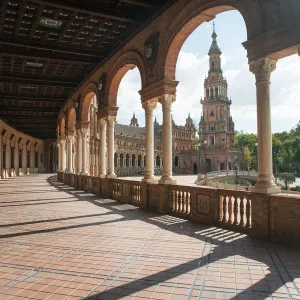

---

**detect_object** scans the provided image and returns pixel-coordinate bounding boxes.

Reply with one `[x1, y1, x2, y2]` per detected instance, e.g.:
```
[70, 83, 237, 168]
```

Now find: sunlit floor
[0, 174, 300, 300]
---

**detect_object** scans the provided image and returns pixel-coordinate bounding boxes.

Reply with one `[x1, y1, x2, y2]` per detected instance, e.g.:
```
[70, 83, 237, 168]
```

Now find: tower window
[210, 111, 214, 116]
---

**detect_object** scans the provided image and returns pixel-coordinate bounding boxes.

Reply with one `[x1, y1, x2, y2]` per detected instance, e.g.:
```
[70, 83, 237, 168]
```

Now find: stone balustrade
[57, 171, 300, 247]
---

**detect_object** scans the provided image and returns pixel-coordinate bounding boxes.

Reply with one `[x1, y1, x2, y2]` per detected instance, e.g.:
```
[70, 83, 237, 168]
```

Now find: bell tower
[199, 22, 236, 150]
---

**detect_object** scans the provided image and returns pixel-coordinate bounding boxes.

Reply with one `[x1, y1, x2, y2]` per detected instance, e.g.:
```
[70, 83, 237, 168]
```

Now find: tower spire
[209, 21, 221, 55]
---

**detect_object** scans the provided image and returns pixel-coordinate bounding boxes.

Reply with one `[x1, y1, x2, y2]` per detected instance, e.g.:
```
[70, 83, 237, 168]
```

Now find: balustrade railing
[57, 171, 300, 246]
[111, 179, 144, 207]
[171, 186, 191, 216]
[219, 190, 251, 232]
[131, 182, 142, 205]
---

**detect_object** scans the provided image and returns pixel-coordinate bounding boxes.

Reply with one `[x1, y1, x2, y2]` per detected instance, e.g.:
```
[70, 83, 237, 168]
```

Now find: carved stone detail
[249, 58, 277, 82]
[159, 94, 176, 111]
[142, 99, 158, 115]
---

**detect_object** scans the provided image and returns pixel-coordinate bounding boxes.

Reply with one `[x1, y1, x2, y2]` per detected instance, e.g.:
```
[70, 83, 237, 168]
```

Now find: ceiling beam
[1, 116, 57, 121]
[0, 95, 66, 102]
[27, 0, 139, 23]
[0, 39, 103, 58]
[0, 76, 78, 88]
[0, 107, 59, 113]
[0, 51, 101, 65]
[118, 0, 158, 9]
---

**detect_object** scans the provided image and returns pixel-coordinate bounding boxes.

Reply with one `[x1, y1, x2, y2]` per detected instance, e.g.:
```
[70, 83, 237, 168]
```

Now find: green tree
[243, 146, 254, 170]
[278, 173, 296, 190]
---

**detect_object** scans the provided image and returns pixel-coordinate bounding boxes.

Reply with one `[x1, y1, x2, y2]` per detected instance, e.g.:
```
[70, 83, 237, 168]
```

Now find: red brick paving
[0, 174, 300, 299]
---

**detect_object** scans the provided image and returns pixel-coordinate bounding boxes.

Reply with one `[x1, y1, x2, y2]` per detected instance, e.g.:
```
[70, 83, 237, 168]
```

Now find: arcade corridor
[0, 175, 299, 299]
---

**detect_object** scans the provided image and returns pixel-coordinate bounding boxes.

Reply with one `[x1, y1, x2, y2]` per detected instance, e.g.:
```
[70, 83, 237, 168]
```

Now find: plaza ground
[0, 174, 300, 299]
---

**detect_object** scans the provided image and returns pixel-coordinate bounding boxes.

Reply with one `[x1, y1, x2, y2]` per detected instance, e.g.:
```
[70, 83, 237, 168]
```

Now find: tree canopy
[235, 121, 300, 175]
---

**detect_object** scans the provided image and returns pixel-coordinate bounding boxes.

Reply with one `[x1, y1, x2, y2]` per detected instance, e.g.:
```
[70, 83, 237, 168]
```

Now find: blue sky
[117, 11, 300, 133]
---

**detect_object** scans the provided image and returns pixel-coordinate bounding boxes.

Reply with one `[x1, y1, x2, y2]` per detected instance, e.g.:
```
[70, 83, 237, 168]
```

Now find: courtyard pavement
[0, 174, 300, 300]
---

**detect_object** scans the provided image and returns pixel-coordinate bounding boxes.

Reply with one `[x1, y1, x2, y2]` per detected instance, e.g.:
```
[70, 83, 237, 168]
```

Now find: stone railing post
[249, 58, 280, 194]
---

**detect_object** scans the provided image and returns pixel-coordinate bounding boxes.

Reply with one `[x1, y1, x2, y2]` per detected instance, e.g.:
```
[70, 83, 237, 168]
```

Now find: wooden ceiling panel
[0, 0, 175, 139]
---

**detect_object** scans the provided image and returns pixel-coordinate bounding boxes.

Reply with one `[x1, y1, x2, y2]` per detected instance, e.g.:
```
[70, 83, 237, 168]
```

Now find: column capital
[99, 118, 107, 129]
[249, 57, 277, 82]
[106, 115, 116, 127]
[142, 99, 158, 115]
[159, 94, 176, 110]
[65, 130, 74, 138]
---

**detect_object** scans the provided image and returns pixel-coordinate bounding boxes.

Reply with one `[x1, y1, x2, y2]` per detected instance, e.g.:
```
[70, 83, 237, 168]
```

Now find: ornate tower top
[208, 21, 221, 56]
[130, 113, 139, 127]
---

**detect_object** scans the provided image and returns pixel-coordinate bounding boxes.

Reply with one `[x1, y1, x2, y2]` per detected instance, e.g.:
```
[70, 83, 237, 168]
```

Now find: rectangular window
[40, 153, 43, 163]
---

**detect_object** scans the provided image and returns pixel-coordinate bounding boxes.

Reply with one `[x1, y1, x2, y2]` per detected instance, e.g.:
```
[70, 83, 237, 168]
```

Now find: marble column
[61, 139, 66, 172]
[6, 142, 11, 176]
[22, 145, 26, 174]
[106, 116, 116, 178]
[66, 131, 74, 173]
[76, 129, 82, 174]
[99, 119, 107, 178]
[90, 139, 94, 176]
[94, 139, 99, 176]
[57, 142, 61, 172]
[159, 94, 176, 184]
[30, 147, 34, 173]
[250, 57, 280, 194]
[142, 99, 158, 183]
[0, 136, 2, 178]
[81, 126, 89, 175]
[14, 142, 19, 176]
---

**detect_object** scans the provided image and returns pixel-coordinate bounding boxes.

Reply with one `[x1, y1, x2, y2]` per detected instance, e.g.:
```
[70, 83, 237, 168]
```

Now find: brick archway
[59, 117, 65, 136]
[161, 1, 260, 80]
[66, 107, 76, 131]
[106, 51, 147, 107]
[80, 82, 99, 122]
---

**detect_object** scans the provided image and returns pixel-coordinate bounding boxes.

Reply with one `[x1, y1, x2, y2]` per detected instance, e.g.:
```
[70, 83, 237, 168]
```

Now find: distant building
[114, 23, 243, 176]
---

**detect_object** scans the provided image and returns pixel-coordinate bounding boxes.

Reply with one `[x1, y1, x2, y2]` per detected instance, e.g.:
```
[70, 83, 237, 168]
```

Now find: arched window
[138, 155, 142, 167]
[120, 153, 124, 167]
[156, 155, 161, 167]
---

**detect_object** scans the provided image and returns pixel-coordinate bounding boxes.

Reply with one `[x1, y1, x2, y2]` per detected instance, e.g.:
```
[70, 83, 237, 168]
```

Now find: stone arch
[67, 107, 76, 131]
[60, 117, 66, 137]
[107, 51, 147, 107]
[161, 1, 259, 80]
[80, 82, 99, 122]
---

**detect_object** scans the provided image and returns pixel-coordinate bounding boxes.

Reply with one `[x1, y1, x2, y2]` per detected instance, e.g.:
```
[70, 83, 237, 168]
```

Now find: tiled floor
[0, 175, 300, 300]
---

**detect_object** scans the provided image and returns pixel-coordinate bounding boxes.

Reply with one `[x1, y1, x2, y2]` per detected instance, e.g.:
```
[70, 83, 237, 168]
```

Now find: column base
[250, 183, 281, 194]
[80, 171, 89, 176]
[106, 173, 117, 179]
[142, 177, 158, 184]
[158, 176, 177, 185]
